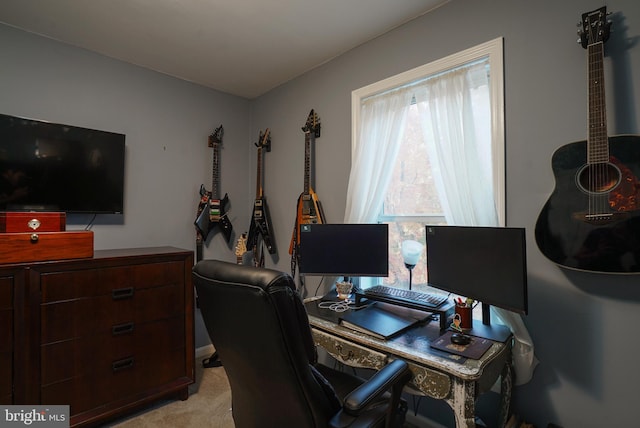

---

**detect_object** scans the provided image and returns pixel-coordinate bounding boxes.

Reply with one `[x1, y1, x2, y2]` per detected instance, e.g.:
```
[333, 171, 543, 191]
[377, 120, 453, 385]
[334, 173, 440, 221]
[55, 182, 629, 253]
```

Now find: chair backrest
[193, 260, 340, 428]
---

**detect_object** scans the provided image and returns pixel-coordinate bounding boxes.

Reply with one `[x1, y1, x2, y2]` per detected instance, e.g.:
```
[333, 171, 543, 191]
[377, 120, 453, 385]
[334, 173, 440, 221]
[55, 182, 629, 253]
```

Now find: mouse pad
[430, 331, 494, 359]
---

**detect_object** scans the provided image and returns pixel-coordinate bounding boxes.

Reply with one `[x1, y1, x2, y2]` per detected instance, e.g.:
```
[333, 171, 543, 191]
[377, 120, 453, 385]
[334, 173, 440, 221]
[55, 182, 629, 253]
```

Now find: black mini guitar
[535, 7, 640, 273]
[247, 128, 276, 266]
[195, 125, 233, 261]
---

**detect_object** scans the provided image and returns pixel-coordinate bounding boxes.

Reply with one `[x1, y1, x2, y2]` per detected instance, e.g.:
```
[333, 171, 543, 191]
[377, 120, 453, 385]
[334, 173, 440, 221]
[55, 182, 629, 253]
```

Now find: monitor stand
[354, 291, 455, 331]
[456, 303, 511, 342]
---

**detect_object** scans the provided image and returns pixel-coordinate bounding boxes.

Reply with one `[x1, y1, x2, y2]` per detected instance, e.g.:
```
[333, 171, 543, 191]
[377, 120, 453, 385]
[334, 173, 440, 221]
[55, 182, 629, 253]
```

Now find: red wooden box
[0, 212, 66, 233]
[0, 231, 93, 264]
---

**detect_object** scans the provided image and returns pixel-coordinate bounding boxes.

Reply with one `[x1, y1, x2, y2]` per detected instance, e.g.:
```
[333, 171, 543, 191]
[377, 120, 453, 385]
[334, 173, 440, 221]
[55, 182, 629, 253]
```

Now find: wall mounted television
[298, 223, 389, 278]
[425, 225, 528, 319]
[0, 113, 125, 214]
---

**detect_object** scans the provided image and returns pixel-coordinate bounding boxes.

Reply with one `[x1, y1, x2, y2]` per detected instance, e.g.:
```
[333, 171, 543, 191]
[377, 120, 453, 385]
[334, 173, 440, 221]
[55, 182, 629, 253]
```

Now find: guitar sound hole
[576, 162, 621, 194]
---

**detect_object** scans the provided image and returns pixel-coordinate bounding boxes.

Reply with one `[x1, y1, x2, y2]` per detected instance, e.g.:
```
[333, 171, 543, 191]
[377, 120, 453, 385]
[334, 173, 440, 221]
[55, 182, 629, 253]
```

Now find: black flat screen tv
[425, 225, 528, 315]
[0, 113, 125, 214]
[298, 223, 389, 277]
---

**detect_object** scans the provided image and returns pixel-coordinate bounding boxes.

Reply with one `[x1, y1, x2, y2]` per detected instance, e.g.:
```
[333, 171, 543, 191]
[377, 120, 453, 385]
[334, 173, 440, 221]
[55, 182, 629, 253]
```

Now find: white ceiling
[0, 0, 448, 99]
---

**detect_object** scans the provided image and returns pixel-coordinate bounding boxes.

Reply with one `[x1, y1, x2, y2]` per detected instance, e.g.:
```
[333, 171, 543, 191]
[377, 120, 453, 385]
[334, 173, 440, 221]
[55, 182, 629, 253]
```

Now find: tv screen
[298, 223, 389, 277]
[425, 225, 528, 315]
[0, 113, 125, 214]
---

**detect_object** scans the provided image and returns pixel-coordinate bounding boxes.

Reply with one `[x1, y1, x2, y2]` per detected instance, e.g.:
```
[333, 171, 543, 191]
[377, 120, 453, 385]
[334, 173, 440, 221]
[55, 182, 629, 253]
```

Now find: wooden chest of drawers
[3, 247, 194, 427]
[0, 275, 14, 404]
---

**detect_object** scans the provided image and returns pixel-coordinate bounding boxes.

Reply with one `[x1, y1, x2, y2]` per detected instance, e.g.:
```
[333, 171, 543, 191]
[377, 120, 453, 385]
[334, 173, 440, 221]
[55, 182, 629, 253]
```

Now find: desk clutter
[307, 286, 509, 361]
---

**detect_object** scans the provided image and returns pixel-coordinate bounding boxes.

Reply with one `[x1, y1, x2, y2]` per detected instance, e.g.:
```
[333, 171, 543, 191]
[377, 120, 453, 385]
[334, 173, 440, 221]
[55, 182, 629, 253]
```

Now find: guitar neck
[587, 41, 608, 164]
[211, 142, 220, 199]
[303, 132, 312, 195]
[256, 147, 263, 199]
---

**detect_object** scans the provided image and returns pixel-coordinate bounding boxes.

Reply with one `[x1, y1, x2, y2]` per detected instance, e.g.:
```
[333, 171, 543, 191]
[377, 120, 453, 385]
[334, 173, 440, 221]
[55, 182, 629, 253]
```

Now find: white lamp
[401, 240, 424, 290]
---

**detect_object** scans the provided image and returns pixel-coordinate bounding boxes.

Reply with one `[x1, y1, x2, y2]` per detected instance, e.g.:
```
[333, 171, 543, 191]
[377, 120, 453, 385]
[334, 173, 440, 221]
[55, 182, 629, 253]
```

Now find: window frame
[350, 37, 506, 227]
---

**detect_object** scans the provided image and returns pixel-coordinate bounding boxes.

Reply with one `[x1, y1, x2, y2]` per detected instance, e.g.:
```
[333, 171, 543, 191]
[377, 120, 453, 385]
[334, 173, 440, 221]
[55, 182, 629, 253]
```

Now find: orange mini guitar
[289, 109, 326, 257]
[235, 233, 247, 265]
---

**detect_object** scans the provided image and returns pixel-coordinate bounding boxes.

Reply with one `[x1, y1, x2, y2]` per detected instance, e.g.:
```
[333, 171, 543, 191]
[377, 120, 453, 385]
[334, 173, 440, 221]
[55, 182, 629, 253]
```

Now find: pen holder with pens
[453, 303, 473, 331]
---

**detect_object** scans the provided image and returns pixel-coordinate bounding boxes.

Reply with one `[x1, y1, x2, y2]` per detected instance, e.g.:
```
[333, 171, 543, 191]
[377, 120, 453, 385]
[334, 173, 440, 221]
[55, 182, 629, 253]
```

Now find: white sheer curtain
[415, 62, 498, 226]
[344, 86, 415, 223]
[344, 62, 537, 385]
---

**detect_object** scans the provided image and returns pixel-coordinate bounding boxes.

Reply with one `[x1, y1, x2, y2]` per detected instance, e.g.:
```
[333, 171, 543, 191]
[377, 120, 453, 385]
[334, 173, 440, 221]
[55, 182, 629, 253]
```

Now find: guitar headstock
[255, 128, 271, 152]
[579, 6, 611, 49]
[208, 125, 224, 148]
[235, 233, 248, 260]
[302, 109, 321, 138]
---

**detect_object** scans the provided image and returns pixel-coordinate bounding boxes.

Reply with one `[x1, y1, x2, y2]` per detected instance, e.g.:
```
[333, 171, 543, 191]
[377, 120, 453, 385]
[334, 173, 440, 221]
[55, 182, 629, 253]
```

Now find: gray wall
[3, 0, 640, 426]
[0, 23, 252, 254]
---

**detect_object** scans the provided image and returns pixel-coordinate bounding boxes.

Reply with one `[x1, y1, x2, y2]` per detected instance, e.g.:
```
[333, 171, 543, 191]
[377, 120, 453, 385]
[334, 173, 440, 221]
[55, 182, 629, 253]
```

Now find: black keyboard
[363, 285, 448, 310]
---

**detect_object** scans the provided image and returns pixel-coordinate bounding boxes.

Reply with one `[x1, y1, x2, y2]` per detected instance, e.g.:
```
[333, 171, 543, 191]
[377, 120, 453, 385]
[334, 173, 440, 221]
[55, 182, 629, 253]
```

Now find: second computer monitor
[298, 223, 389, 277]
[425, 225, 528, 315]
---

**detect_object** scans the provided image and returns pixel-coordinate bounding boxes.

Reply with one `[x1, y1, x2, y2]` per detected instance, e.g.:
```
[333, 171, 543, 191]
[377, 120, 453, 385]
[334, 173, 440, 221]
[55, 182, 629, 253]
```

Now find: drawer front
[407, 362, 451, 399]
[0, 308, 11, 353]
[40, 317, 186, 414]
[0, 276, 13, 404]
[0, 351, 11, 403]
[0, 276, 12, 310]
[41, 347, 186, 416]
[312, 329, 388, 369]
[40, 282, 184, 344]
[39, 260, 185, 302]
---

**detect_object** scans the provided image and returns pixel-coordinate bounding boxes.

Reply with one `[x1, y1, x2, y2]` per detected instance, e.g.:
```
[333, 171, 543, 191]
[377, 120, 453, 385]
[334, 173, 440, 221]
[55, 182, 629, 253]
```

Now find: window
[345, 38, 505, 292]
[345, 42, 537, 385]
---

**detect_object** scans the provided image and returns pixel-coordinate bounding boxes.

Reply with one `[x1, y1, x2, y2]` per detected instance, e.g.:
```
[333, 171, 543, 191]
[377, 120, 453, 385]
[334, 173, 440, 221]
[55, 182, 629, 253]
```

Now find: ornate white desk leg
[498, 360, 513, 428]
[448, 378, 476, 428]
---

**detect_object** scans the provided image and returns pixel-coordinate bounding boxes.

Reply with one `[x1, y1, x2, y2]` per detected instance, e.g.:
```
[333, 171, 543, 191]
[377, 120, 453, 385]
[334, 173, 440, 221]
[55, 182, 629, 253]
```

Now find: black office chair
[193, 260, 412, 428]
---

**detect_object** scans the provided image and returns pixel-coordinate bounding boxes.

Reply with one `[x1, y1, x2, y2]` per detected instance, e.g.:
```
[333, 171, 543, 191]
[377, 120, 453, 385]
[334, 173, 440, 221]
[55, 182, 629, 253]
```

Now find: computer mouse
[450, 333, 471, 346]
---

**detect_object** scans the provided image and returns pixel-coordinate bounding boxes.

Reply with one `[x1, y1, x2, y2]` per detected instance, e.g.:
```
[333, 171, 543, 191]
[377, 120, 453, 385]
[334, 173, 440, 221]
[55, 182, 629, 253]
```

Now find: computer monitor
[425, 225, 528, 321]
[298, 223, 389, 277]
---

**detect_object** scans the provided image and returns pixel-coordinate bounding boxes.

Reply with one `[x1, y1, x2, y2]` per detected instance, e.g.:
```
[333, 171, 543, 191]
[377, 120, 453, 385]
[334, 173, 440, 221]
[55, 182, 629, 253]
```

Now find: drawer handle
[112, 357, 135, 372]
[112, 287, 134, 300]
[112, 322, 135, 336]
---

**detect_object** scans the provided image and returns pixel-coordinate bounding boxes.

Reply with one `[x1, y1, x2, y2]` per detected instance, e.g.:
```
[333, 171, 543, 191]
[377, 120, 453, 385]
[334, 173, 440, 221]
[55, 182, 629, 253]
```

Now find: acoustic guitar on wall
[535, 6, 640, 273]
[289, 110, 326, 260]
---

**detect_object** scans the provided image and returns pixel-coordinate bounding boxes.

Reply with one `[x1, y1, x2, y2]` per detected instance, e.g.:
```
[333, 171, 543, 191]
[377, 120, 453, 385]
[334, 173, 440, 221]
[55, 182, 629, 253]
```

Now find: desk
[304, 298, 513, 428]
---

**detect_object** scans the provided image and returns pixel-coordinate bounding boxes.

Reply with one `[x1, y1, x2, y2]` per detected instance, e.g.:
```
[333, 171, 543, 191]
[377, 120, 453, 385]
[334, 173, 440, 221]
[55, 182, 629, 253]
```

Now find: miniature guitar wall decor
[535, 7, 640, 273]
[247, 128, 276, 267]
[194, 125, 233, 261]
[235, 233, 248, 265]
[289, 110, 326, 272]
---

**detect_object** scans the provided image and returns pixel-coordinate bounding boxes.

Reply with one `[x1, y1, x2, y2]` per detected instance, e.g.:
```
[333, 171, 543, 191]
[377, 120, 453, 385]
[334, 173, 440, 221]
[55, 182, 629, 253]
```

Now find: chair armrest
[343, 359, 412, 413]
[329, 359, 412, 428]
